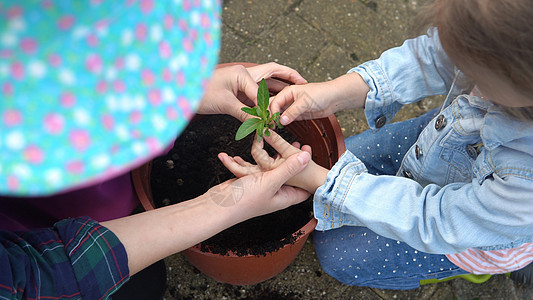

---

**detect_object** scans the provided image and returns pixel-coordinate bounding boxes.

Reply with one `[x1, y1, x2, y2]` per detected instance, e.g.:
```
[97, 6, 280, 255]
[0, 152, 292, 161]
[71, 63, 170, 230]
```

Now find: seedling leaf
[271, 112, 283, 128]
[241, 107, 258, 117]
[235, 118, 262, 141]
[257, 79, 269, 119]
[255, 106, 263, 118]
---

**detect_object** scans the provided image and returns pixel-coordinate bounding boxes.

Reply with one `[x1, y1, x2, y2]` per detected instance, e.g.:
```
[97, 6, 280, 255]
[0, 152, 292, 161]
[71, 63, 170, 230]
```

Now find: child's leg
[345, 108, 439, 175]
[314, 226, 468, 289]
[315, 108, 465, 289]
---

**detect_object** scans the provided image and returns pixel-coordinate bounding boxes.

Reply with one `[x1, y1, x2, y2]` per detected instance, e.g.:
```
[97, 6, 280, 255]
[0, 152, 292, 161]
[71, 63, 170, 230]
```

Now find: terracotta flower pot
[131, 63, 345, 285]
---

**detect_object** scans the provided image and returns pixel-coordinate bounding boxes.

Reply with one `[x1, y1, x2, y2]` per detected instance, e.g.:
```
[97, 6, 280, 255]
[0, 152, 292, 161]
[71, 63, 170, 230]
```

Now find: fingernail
[280, 115, 290, 125]
[297, 152, 310, 165]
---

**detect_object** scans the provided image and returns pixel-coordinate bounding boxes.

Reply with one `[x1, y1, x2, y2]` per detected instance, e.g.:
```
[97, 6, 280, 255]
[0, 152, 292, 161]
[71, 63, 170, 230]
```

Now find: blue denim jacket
[314, 29, 533, 254]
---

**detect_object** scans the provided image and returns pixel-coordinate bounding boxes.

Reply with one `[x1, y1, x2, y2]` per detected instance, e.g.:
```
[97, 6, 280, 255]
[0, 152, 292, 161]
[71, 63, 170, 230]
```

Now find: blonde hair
[416, 0, 533, 120]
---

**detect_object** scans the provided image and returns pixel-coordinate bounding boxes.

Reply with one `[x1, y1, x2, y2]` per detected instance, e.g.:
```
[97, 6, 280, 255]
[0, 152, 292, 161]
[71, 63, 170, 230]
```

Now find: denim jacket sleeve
[349, 28, 456, 129]
[315, 29, 533, 255]
[314, 151, 533, 254]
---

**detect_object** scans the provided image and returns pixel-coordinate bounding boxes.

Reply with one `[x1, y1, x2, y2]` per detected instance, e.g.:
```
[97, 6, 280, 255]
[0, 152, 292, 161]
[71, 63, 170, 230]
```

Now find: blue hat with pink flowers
[0, 0, 221, 195]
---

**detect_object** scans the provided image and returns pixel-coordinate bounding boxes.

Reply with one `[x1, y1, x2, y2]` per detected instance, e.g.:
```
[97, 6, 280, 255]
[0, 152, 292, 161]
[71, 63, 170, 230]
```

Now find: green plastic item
[420, 273, 493, 285]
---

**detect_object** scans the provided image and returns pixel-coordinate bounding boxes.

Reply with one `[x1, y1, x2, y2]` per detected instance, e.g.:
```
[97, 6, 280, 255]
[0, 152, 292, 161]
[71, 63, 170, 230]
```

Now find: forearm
[102, 192, 241, 276]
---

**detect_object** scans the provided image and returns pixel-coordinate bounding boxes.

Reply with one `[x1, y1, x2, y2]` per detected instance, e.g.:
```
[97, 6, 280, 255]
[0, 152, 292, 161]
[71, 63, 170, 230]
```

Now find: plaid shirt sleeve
[0, 216, 129, 299]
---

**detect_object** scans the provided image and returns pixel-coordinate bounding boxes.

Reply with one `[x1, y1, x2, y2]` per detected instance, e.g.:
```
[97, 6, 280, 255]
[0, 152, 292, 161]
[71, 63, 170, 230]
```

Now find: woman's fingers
[265, 78, 290, 94]
[234, 66, 260, 107]
[271, 185, 311, 208]
[246, 62, 307, 86]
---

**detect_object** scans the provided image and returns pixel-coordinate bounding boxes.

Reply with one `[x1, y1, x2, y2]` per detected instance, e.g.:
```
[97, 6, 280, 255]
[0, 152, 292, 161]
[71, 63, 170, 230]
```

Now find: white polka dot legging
[313, 109, 469, 289]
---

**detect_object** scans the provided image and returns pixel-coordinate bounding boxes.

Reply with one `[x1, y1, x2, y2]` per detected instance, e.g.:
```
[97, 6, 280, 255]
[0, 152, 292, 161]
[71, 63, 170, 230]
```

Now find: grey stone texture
[163, 0, 533, 298]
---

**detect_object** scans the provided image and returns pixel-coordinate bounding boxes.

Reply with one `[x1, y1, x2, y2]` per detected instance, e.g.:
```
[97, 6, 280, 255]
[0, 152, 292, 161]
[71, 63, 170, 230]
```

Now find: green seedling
[235, 78, 283, 141]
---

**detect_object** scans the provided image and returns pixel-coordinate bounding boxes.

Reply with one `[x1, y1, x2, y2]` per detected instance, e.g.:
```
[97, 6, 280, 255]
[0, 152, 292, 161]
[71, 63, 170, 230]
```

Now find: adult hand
[245, 62, 308, 94]
[219, 131, 328, 194]
[271, 72, 370, 125]
[212, 149, 312, 220]
[198, 62, 307, 122]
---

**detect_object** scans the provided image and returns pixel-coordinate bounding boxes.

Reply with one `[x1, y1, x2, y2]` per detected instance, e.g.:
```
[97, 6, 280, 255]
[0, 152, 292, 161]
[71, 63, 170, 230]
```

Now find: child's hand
[260, 132, 329, 193]
[271, 72, 370, 125]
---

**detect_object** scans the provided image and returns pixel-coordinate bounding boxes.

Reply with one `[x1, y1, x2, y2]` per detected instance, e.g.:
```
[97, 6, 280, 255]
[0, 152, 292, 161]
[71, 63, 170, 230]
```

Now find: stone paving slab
[235, 14, 328, 69]
[163, 0, 533, 298]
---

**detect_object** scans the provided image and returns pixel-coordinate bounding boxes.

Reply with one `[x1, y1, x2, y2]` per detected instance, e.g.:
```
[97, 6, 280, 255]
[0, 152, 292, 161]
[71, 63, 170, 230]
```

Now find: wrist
[307, 163, 329, 194]
[203, 179, 262, 224]
[302, 162, 328, 194]
[331, 72, 369, 110]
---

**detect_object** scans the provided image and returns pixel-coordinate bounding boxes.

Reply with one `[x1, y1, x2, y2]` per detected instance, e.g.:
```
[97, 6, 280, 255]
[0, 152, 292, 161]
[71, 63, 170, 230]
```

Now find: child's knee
[313, 230, 368, 286]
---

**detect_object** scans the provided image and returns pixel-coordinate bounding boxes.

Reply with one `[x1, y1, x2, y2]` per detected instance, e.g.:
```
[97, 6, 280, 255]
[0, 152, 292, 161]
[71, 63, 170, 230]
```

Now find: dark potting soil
[150, 114, 313, 256]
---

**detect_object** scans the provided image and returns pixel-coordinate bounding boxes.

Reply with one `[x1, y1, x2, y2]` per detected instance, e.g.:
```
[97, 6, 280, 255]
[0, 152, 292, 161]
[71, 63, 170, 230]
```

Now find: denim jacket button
[435, 114, 447, 130]
[375, 116, 387, 128]
[402, 170, 412, 178]
[466, 144, 478, 159]
[415, 145, 423, 160]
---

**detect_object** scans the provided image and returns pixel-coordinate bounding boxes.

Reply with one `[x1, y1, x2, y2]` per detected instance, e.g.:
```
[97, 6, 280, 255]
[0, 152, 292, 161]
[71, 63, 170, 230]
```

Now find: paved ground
[163, 0, 533, 299]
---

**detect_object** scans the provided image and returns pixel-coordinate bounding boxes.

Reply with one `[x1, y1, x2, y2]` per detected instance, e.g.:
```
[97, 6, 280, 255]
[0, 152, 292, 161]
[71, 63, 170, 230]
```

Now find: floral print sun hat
[0, 0, 221, 195]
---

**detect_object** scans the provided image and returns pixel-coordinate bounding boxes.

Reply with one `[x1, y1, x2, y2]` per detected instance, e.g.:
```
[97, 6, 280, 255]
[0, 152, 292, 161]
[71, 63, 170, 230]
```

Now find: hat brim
[0, 1, 221, 195]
